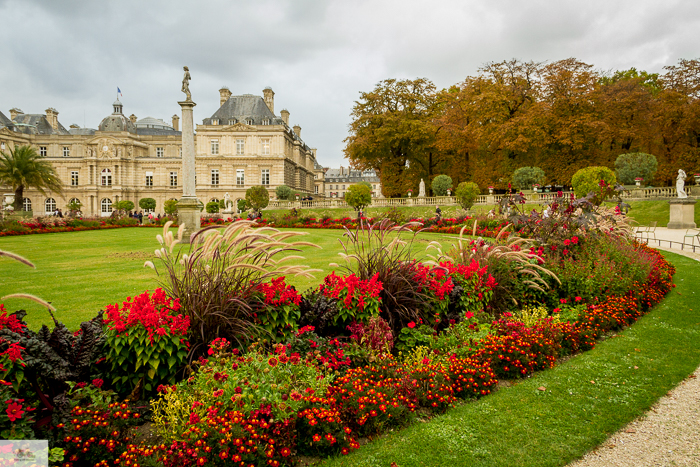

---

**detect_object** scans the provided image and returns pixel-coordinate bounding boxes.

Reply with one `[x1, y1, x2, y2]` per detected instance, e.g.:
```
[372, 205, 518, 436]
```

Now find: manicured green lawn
[322, 250, 700, 467]
[607, 199, 700, 227]
[0, 226, 451, 330]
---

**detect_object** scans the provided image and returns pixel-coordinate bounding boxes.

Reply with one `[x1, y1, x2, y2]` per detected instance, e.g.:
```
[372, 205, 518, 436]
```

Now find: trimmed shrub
[571, 166, 616, 202]
[431, 175, 453, 196]
[455, 181, 480, 209]
[512, 166, 545, 190]
[615, 152, 658, 185]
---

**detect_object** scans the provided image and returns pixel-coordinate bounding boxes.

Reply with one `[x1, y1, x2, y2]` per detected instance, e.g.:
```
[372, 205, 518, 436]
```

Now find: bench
[683, 228, 700, 249]
[635, 221, 657, 240]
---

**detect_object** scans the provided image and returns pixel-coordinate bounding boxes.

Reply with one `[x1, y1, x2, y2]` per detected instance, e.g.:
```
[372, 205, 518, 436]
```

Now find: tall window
[315, 185, 319, 194]
[156, 147, 164, 157]
[261, 139, 270, 155]
[211, 139, 219, 155]
[212, 119, 219, 125]
[22, 198, 31, 211]
[170, 171, 178, 187]
[262, 119, 270, 125]
[101, 168, 112, 186]
[261, 169, 270, 186]
[236, 139, 244, 155]
[45, 198, 56, 213]
[63, 146, 70, 157]
[211, 169, 219, 186]
[69, 197, 81, 208]
[101, 198, 112, 214]
[40, 146, 47, 157]
[145, 172, 153, 186]
[236, 169, 245, 186]
[71, 171, 79, 186]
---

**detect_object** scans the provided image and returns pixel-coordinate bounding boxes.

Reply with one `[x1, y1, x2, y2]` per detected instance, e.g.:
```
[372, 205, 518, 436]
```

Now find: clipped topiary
[614, 152, 658, 185]
[455, 181, 480, 209]
[431, 174, 453, 196]
[512, 166, 545, 190]
[571, 166, 616, 203]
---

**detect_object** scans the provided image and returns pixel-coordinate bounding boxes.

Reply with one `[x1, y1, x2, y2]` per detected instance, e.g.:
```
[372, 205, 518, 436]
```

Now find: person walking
[435, 205, 442, 221]
[137, 211, 143, 224]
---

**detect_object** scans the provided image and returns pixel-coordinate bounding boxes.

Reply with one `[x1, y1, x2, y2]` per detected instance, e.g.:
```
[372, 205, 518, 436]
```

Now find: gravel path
[569, 246, 700, 467]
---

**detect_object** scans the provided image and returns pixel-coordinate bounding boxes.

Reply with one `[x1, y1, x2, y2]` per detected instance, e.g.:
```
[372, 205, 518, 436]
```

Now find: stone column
[178, 99, 201, 243]
[668, 199, 697, 229]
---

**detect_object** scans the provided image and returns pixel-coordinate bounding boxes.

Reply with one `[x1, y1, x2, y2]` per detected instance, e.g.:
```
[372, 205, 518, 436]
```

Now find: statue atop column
[677, 169, 688, 198]
[182, 66, 192, 101]
[418, 178, 426, 197]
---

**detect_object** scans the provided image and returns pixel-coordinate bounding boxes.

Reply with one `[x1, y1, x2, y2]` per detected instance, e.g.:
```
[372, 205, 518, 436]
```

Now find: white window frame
[22, 197, 31, 211]
[156, 147, 164, 158]
[101, 198, 112, 214]
[45, 197, 56, 213]
[236, 169, 245, 186]
[101, 168, 112, 186]
[63, 146, 70, 157]
[261, 169, 270, 186]
[40, 146, 47, 157]
[71, 171, 79, 186]
[236, 139, 244, 155]
[211, 139, 219, 155]
[261, 139, 270, 155]
[170, 171, 178, 187]
[145, 172, 153, 187]
[211, 169, 219, 186]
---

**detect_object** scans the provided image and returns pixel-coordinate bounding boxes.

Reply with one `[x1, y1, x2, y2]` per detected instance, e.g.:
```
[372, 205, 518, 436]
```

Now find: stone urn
[408, 191, 412, 198]
[695, 174, 700, 185]
[635, 178, 643, 187]
[488, 187, 494, 195]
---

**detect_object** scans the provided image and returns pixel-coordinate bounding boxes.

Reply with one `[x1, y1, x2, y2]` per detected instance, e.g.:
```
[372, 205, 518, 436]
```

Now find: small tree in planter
[163, 199, 178, 218]
[245, 186, 270, 217]
[345, 183, 372, 218]
[139, 198, 156, 212]
[431, 175, 453, 196]
[614, 153, 657, 185]
[455, 181, 480, 209]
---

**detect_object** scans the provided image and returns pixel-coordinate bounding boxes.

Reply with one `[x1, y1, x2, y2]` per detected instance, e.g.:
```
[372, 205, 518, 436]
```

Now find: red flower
[6, 401, 24, 422]
[407, 322, 416, 329]
[268, 357, 278, 367]
[92, 378, 104, 389]
[212, 389, 224, 397]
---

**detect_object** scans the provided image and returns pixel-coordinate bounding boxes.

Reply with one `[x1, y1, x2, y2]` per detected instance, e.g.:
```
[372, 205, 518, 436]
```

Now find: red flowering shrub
[347, 315, 394, 358]
[0, 380, 36, 439]
[319, 272, 383, 326]
[254, 277, 302, 342]
[103, 289, 190, 396]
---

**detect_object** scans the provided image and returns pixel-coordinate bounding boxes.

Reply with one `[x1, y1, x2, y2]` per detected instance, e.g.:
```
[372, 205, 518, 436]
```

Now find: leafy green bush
[615, 152, 658, 185]
[205, 201, 219, 213]
[275, 184, 293, 200]
[455, 182, 480, 209]
[431, 174, 453, 196]
[571, 166, 616, 201]
[103, 289, 190, 397]
[113, 200, 134, 214]
[344, 184, 372, 214]
[246, 186, 270, 214]
[139, 198, 156, 211]
[163, 199, 178, 215]
[512, 166, 545, 190]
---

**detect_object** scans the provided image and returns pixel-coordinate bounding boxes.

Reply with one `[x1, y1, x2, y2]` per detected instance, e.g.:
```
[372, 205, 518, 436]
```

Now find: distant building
[324, 167, 383, 199]
[0, 87, 326, 216]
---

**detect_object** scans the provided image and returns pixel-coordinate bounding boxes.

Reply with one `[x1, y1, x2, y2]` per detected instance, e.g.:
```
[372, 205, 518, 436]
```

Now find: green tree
[206, 201, 220, 213]
[431, 174, 453, 196]
[571, 166, 617, 202]
[512, 166, 545, 190]
[455, 181, 480, 209]
[614, 153, 658, 185]
[0, 144, 63, 211]
[139, 198, 156, 211]
[237, 199, 248, 212]
[66, 199, 82, 214]
[113, 200, 134, 216]
[164, 199, 178, 215]
[275, 184, 293, 201]
[344, 184, 372, 215]
[245, 186, 270, 215]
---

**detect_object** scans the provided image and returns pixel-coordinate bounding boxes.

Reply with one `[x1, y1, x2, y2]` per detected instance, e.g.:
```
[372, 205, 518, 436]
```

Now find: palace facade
[0, 87, 326, 216]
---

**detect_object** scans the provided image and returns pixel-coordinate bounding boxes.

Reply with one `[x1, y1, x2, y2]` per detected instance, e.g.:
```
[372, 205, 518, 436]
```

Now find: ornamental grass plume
[146, 220, 321, 361]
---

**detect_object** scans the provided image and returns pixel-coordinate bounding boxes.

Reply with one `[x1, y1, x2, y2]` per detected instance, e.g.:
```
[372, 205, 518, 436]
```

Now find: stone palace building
[0, 87, 326, 216]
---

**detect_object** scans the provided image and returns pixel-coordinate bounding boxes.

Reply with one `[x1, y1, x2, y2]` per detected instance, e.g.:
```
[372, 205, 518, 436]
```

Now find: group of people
[127, 211, 162, 224]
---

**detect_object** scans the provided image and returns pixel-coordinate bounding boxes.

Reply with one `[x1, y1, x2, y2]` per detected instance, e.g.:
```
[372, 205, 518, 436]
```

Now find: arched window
[45, 198, 56, 213]
[210, 198, 219, 203]
[22, 198, 31, 212]
[101, 198, 112, 214]
[101, 168, 112, 186]
[68, 198, 81, 209]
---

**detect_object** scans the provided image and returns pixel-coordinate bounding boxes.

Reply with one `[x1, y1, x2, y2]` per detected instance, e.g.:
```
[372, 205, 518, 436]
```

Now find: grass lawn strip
[321, 250, 700, 467]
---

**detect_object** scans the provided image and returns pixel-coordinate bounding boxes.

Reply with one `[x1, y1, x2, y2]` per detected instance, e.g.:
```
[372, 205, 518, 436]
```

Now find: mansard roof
[0, 111, 14, 131]
[12, 114, 70, 135]
[203, 94, 285, 125]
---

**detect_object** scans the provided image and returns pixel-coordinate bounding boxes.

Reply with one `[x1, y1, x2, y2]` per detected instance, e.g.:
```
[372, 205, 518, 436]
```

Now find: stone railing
[266, 186, 697, 211]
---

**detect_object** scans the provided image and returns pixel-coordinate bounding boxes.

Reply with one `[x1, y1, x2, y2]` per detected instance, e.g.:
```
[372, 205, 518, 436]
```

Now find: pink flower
[560, 298, 567, 304]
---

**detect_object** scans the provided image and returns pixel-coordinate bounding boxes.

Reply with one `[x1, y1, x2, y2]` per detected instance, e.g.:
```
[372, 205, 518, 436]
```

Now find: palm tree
[0, 145, 63, 212]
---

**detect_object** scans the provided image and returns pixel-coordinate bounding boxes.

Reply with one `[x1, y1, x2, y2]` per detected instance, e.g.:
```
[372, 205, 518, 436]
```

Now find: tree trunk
[13, 185, 23, 212]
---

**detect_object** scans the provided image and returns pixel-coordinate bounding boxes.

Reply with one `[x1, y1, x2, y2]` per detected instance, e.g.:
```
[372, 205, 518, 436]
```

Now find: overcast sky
[1, 0, 698, 168]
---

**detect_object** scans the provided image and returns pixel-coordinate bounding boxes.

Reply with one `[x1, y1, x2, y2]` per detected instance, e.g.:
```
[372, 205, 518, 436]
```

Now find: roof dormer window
[212, 119, 219, 125]
[246, 119, 253, 125]
[229, 119, 236, 125]
[262, 119, 270, 125]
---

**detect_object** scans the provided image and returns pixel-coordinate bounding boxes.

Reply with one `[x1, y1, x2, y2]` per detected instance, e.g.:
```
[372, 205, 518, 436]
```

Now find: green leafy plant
[103, 289, 190, 398]
[275, 184, 293, 200]
[246, 185, 270, 215]
[113, 200, 135, 215]
[431, 174, 453, 196]
[455, 181, 480, 209]
[615, 152, 658, 185]
[571, 166, 616, 202]
[139, 198, 156, 211]
[344, 184, 372, 215]
[253, 277, 302, 342]
[163, 199, 178, 215]
[205, 201, 220, 213]
[512, 166, 545, 190]
[395, 322, 434, 354]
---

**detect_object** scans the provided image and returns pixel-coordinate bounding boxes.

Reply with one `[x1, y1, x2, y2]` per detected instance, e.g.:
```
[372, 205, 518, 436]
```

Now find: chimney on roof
[129, 114, 137, 125]
[280, 109, 289, 125]
[45, 108, 59, 131]
[219, 87, 232, 107]
[293, 124, 301, 138]
[263, 87, 275, 114]
[70, 124, 80, 129]
[9, 108, 23, 120]
[172, 114, 179, 131]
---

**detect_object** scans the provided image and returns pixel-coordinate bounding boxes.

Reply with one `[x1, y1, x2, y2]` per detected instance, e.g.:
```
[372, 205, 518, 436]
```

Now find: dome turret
[98, 99, 136, 133]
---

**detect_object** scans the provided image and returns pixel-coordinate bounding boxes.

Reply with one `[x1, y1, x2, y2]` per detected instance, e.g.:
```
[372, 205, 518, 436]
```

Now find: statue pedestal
[221, 208, 235, 217]
[177, 197, 201, 243]
[668, 199, 696, 229]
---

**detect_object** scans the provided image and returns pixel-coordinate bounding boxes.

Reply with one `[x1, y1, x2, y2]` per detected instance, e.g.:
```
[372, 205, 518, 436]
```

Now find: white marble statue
[182, 66, 192, 101]
[677, 169, 688, 198]
[224, 192, 233, 210]
[418, 178, 426, 197]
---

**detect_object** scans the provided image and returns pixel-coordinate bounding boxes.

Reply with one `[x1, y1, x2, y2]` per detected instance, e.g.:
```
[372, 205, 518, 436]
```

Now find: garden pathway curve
[568, 235, 700, 467]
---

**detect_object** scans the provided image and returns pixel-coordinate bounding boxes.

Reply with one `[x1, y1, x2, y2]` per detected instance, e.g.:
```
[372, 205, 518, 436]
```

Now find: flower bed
[0, 214, 676, 466]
